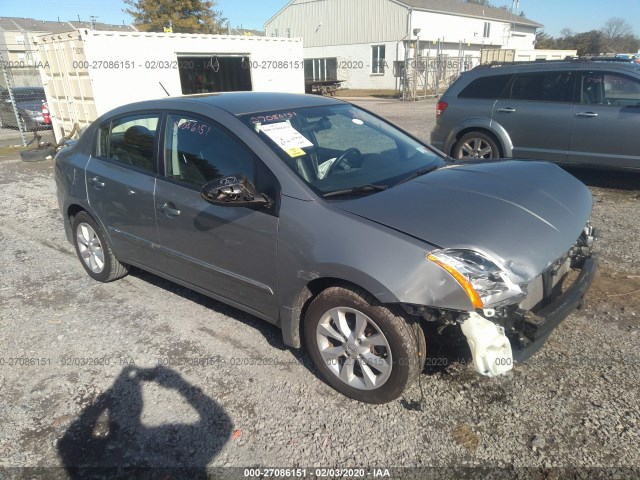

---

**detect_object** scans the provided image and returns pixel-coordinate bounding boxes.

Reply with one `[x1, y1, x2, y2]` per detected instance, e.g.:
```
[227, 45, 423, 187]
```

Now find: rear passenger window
[458, 74, 513, 99]
[164, 114, 255, 188]
[97, 114, 159, 172]
[509, 72, 573, 102]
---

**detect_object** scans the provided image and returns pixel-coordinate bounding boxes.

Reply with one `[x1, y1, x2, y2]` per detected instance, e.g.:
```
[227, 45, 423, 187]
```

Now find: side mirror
[201, 174, 271, 208]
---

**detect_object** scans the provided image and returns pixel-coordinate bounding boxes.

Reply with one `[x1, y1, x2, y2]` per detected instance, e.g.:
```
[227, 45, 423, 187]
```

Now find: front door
[569, 70, 640, 168]
[154, 113, 279, 320]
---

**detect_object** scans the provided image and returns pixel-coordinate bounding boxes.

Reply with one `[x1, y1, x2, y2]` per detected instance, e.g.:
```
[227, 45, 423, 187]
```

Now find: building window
[371, 45, 386, 74]
[304, 58, 337, 82]
[483, 22, 491, 38]
[16, 34, 25, 45]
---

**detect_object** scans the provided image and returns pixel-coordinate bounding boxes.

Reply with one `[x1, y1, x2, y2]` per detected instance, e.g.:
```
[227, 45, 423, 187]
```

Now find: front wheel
[304, 286, 421, 403]
[453, 132, 500, 160]
[72, 211, 129, 282]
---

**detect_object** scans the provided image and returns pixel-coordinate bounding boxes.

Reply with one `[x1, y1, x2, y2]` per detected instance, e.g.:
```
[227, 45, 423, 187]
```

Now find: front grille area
[519, 256, 571, 312]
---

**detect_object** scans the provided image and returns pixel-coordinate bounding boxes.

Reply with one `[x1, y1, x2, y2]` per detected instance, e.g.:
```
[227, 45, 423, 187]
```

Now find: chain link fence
[402, 54, 479, 101]
[0, 60, 55, 148]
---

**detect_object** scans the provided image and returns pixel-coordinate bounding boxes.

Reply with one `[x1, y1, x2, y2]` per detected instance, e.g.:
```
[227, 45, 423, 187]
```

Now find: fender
[444, 117, 514, 158]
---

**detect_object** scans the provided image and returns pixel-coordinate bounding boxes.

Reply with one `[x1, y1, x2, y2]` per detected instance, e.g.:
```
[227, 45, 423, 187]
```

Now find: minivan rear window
[458, 74, 513, 99]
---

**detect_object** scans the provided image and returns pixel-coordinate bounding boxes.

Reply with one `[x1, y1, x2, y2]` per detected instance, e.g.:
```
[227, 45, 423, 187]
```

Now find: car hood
[335, 160, 592, 283]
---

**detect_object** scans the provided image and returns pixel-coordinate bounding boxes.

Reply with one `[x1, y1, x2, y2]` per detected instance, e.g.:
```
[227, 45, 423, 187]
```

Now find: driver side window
[164, 114, 255, 188]
[581, 72, 640, 106]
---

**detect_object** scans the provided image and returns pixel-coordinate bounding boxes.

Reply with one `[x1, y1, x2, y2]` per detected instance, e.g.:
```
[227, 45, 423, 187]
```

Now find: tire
[453, 131, 501, 160]
[72, 211, 129, 282]
[20, 147, 56, 162]
[303, 285, 421, 404]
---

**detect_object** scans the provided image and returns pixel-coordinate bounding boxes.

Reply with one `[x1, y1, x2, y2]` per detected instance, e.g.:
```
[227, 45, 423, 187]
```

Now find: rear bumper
[511, 255, 597, 362]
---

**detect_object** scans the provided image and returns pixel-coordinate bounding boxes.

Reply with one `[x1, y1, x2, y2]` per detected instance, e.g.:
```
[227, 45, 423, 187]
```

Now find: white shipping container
[33, 30, 304, 142]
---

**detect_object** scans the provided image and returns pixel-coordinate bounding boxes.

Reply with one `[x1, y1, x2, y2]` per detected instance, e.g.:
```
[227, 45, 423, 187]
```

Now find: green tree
[535, 31, 556, 49]
[557, 30, 604, 56]
[124, 0, 227, 34]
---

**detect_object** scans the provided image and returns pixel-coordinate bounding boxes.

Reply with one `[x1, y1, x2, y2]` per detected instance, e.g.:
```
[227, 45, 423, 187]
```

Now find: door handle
[156, 202, 181, 217]
[497, 107, 516, 113]
[576, 112, 598, 118]
[88, 176, 105, 188]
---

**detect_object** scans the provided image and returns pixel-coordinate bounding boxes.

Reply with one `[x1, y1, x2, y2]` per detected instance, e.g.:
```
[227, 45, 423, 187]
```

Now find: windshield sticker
[258, 122, 313, 158]
[352, 118, 364, 125]
[286, 147, 307, 158]
[250, 112, 297, 124]
[416, 146, 428, 153]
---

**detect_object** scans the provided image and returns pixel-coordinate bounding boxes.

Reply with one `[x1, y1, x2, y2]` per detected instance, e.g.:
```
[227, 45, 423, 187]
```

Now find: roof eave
[393, 1, 543, 28]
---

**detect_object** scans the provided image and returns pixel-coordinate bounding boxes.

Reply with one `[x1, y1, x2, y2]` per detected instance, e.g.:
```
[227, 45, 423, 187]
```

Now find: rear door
[569, 69, 640, 168]
[86, 113, 160, 267]
[493, 70, 575, 163]
[153, 112, 280, 320]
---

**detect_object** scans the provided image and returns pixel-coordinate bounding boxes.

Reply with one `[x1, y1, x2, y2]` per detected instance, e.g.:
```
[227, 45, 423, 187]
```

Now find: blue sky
[1, 0, 639, 37]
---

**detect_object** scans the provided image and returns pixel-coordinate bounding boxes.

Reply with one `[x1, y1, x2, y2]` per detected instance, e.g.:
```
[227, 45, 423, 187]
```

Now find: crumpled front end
[408, 224, 597, 377]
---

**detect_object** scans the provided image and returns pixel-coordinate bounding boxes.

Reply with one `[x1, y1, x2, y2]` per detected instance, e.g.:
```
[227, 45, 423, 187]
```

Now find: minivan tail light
[436, 101, 448, 118]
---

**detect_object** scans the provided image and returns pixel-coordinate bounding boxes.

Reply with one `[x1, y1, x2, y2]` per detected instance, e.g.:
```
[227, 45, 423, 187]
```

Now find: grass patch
[0, 145, 22, 158]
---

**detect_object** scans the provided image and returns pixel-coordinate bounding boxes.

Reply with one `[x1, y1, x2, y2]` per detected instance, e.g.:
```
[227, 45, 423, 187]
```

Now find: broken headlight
[427, 249, 524, 309]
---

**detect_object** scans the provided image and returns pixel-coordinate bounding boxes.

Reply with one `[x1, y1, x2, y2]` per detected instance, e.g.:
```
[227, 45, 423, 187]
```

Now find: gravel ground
[0, 99, 639, 479]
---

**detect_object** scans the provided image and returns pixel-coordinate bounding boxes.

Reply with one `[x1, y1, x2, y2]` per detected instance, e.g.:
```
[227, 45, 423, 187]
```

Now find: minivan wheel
[72, 211, 129, 282]
[453, 132, 500, 160]
[304, 286, 421, 403]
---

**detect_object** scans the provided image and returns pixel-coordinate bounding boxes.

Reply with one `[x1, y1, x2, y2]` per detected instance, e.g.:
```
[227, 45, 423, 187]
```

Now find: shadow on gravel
[563, 166, 640, 191]
[58, 365, 232, 479]
[129, 267, 292, 353]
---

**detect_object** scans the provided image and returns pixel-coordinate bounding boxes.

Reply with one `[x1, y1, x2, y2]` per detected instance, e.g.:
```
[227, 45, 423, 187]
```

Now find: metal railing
[0, 60, 54, 147]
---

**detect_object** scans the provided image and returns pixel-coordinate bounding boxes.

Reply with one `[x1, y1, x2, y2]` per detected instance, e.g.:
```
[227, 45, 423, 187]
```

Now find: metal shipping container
[33, 29, 304, 142]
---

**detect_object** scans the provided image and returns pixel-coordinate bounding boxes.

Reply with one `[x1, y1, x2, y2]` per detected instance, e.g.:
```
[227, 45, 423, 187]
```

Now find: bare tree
[559, 28, 574, 38]
[601, 18, 637, 53]
[601, 17, 633, 41]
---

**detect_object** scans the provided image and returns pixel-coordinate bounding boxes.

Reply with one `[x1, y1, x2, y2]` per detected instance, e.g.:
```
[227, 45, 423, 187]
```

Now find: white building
[265, 0, 543, 90]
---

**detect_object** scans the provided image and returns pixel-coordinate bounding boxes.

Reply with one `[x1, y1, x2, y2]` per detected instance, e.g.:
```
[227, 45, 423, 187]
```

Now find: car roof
[118, 92, 345, 117]
[470, 60, 640, 75]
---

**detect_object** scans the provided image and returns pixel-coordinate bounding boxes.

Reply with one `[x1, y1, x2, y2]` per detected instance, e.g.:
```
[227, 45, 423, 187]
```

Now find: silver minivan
[431, 61, 640, 169]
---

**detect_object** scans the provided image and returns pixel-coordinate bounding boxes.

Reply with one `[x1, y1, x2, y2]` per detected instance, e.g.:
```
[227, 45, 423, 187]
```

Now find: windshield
[239, 104, 445, 196]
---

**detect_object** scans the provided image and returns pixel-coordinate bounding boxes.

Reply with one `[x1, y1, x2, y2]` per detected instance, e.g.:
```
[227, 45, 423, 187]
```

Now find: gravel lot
[1, 98, 639, 478]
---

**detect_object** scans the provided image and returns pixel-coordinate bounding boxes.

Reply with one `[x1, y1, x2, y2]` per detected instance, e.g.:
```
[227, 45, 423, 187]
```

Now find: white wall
[411, 11, 536, 50]
[79, 31, 304, 114]
[36, 30, 304, 141]
[304, 41, 402, 90]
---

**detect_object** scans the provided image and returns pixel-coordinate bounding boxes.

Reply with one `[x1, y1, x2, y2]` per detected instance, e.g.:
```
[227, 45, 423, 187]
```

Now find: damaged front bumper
[510, 254, 597, 362]
[459, 253, 597, 376]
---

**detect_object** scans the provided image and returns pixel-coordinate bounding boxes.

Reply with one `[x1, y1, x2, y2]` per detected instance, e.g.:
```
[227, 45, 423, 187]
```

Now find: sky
[0, 0, 639, 38]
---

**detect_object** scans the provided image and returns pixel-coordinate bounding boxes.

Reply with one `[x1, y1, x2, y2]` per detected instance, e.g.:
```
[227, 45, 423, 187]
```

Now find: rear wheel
[304, 286, 421, 403]
[453, 131, 500, 160]
[72, 211, 129, 282]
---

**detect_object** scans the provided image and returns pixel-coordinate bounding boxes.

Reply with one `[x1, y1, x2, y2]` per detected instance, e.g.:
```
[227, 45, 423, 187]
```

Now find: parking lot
[1, 98, 639, 477]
